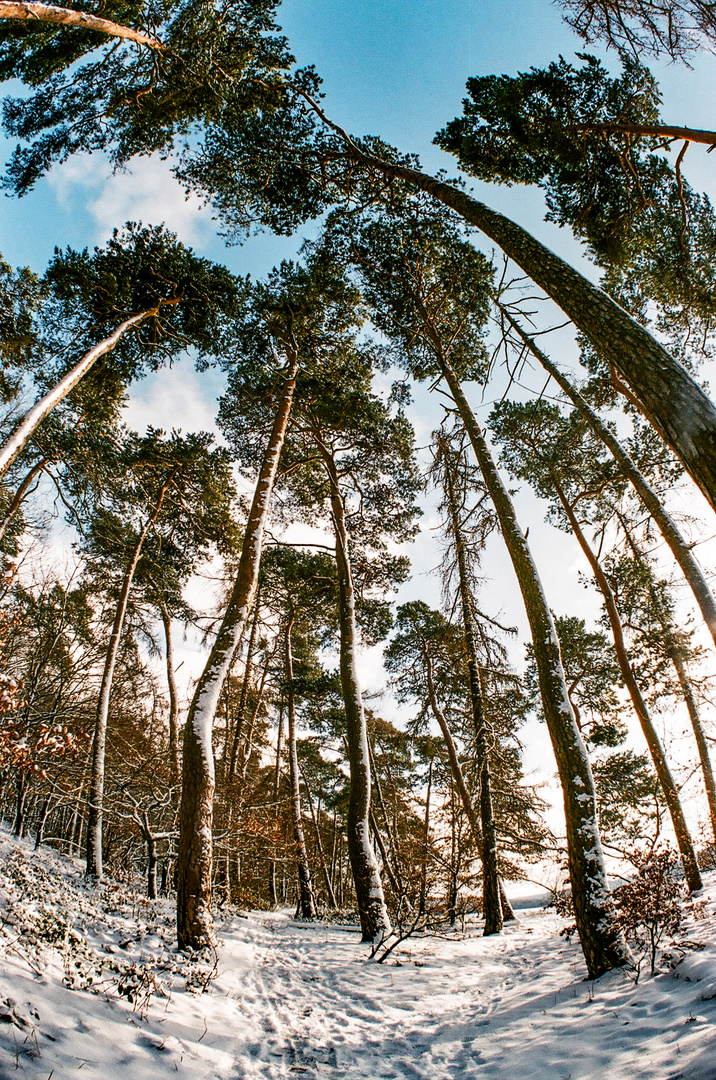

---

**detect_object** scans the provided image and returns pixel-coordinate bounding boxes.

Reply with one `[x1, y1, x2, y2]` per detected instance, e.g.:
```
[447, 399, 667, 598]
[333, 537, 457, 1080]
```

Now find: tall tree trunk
[616, 511, 716, 846]
[318, 445, 391, 943]
[551, 474, 702, 891]
[503, 310, 716, 651]
[177, 353, 299, 951]
[34, 797, 50, 849]
[299, 758, 338, 909]
[239, 651, 271, 783]
[436, 354, 627, 976]
[12, 773, 26, 836]
[142, 812, 158, 900]
[306, 110, 716, 511]
[284, 613, 316, 919]
[440, 436, 502, 935]
[86, 479, 173, 879]
[419, 755, 433, 916]
[228, 592, 261, 780]
[268, 707, 284, 907]
[0, 309, 159, 480]
[423, 651, 515, 920]
[160, 604, 181, 794]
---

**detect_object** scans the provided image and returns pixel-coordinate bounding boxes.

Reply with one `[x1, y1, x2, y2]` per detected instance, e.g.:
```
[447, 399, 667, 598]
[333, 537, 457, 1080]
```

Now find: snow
[1, 830, 716, 1080]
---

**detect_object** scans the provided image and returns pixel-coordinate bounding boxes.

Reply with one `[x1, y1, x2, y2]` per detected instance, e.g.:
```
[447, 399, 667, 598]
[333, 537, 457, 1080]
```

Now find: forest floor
[1, 830, 715, 1079]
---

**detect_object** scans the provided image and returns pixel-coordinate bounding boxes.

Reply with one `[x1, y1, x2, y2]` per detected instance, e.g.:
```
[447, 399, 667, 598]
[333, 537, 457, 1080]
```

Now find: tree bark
[423, 651, 515, 920]
[616, 511, 716, 847]
[503, 310, 716, 652]
[0, 309, 158, 480]
[419, 755, 433, 916]
[437, 355, 627, 976]
[177, 352, 298, 951]
[551, 473, 702, 892]
[284, 612, 316, 918]
[318, 445, 391, 943]
[440, 437, 502, 935]
[160, 604, 181, 794]
[575, 121, 716, 147]
[228, 592, 261, 780]
[0, 2, 164, 50]
[304, 107, 716, 512]
[268, 707, 284, 907]
[86, 478, 173, 879]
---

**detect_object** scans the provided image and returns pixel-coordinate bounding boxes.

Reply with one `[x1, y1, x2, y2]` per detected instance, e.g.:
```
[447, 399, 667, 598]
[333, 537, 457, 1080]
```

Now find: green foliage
[325, 191, 494, 383]
[527, 615, 628, 747]
[0, 0, 295, 195]
[0, 258, 46, 402]
[437, 54, 716, 338]
[592, 749, 663, 846]
[43, 223, 242, 375]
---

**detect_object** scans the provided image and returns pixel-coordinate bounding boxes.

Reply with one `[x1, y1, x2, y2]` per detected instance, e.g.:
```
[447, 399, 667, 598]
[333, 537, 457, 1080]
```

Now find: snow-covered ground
[1, 831, 715, 1080]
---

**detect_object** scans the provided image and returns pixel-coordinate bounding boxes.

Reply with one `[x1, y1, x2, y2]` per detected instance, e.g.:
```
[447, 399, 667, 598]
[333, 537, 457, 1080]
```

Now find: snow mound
[1, 829, 716, 1079]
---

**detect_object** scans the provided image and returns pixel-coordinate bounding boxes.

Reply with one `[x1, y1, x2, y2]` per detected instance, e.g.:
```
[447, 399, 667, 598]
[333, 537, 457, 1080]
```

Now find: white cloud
[47, 153, 215, 248]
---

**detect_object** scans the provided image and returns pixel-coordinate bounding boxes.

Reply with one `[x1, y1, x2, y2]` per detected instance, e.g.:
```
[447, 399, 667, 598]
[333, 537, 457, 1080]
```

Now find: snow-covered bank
[1, 831, 715, 1079]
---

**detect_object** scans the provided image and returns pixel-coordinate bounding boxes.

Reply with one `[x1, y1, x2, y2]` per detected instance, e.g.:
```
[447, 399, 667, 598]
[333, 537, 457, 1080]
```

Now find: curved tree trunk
[551, 475, 702, 892]
[503, 310, 716, 652]
[437, 356, 627, 977]
[86, 481, 172, 879]
[0, 310, 157, 481]
[319, 446, 391, 943]
[299, 758, 338, 909]
[307, 112, 716, 512]
[0, 3, 164, 49]
[439, 437, 502, 935]
[0, 455, 50, 545]
[177, 353, 299, 950]
[284, 613, 317, 919]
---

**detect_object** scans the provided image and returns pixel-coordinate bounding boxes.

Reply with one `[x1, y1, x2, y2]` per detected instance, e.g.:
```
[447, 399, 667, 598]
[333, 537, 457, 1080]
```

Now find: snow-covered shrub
[612, 846, 706, 981]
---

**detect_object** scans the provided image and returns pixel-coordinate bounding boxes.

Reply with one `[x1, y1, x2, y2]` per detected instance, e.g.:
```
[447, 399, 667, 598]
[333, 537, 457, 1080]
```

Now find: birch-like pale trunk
[423, 649, 516, 921]
[86, 479, 173, 879]
[160, 604, 181, 794]
[440, 439, 502, 935]
[284, 612, 317, 919]
[318, 445, 391, 943]
[503, 311, 716, 651]
[551, 474, 702, 892]
[437, 356, 627, 977]
[177, 353, 299, 950]
[0, 310, 157, 481]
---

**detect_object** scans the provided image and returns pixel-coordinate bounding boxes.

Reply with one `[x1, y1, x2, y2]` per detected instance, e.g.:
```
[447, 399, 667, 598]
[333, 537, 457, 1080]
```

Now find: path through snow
[0, 834, 715, 1079]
